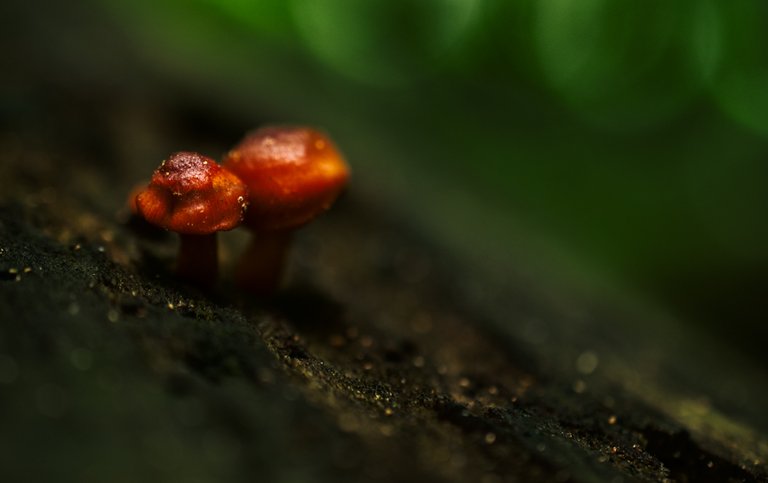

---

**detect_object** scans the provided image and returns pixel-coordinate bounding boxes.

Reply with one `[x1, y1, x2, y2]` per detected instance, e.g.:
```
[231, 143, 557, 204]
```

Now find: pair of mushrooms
[133, 126, 349, 293]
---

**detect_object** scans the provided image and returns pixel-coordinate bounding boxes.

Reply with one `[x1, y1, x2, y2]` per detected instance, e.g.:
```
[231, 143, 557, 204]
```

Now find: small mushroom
[135, 151, 248, 288]
[223, 126, 350, 294]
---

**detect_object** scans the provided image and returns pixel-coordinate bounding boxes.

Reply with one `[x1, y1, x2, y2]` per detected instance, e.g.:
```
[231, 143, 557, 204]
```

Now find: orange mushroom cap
[136, 152, 249, 235]
[222, 126, 350, 232]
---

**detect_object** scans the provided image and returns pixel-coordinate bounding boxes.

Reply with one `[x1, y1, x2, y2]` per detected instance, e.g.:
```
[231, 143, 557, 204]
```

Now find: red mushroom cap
[136, 152, 248, 235]
[222, 126, 350, 232]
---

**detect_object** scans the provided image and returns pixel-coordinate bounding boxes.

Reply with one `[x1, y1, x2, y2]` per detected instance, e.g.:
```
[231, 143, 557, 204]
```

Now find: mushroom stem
[177, 234, 218, 288]
[235, 230, 292, 295]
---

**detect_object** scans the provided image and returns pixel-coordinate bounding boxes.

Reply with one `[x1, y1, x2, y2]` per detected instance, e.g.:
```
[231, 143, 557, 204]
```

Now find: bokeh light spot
[688, 0, 722, 82]
[711, 3, 768, 137]
[291, 0, 482, 86]
[534, 0, 709, 130]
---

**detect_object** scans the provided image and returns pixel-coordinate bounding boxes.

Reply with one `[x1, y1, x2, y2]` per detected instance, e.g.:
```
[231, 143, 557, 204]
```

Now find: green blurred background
[3, 0, 767, 362]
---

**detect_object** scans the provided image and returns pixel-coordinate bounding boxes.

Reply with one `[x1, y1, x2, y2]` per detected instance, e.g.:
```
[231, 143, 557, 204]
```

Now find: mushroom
[222, 126, 350, 294]
[135, 151, 248, 288]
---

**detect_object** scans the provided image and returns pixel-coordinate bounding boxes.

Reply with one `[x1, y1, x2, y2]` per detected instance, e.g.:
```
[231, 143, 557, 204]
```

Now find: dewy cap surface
[223, 126, 350, 232]
[136, 152, 248, 235]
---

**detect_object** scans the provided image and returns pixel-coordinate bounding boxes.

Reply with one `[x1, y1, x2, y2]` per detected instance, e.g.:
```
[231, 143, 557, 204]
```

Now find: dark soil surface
[1, 98, 767, 483]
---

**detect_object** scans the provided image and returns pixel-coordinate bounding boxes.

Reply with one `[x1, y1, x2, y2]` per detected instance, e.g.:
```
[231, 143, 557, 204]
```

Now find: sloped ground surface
[1, 101, 767, 482]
